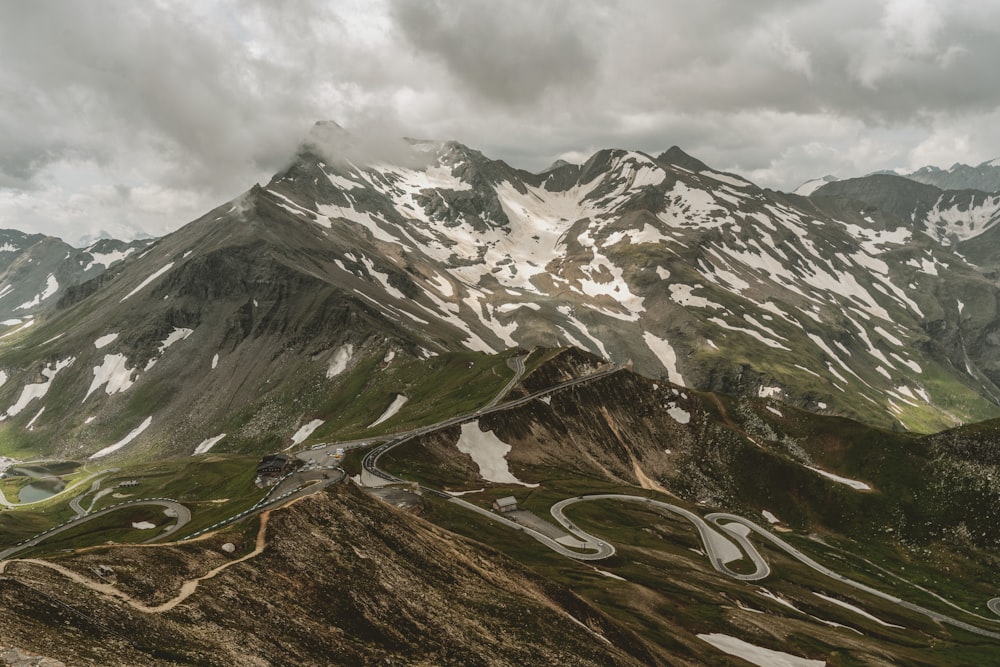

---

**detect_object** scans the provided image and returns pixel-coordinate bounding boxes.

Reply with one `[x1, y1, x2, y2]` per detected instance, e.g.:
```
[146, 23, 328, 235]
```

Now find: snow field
[813, 592, 904, 628]
[84, 245, 136, 271]
[326, 344, 354, 378]
[15, 273, 59, 311]
[368, 394, 408, 428]
[85, 354, 135, 400]
[94, 333, 119, 349]
[194, 433, 226, 455]
[4, 357, 75, 418]
[454, 420, 537, 487]
[697, 633, 825, 667]
[120, 262, 174, 302]
[290, 419, 325, 446]
[643, 332, 686, 386]
[89, 416, 153, 459]
[805, 465, 871, 490]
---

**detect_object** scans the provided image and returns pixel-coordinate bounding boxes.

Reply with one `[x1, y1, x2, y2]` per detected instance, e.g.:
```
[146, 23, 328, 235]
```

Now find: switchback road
[0, 498, 190, 560]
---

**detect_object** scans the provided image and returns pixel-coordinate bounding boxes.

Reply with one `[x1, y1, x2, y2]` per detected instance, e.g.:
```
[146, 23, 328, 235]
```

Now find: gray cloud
[389, 0, 600, 107]
[1, 1, 999, 244]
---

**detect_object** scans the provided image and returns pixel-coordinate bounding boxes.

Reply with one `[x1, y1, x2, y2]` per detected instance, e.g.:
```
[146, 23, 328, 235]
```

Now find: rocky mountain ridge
[0, 231, 151, 325]
[898, 157, 1000, 193]
[3, 126, 1000, 460]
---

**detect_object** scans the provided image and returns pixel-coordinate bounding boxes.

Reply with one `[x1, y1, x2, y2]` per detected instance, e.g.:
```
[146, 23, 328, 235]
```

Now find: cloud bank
[2, 0, 1000, 243]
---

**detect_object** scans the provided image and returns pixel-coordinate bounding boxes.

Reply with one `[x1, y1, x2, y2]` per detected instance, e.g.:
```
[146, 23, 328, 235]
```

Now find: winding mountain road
[0, 498, 190, 560]
[355, 360, 1000, 641]
[0, 468, 118, 509]
[552, 495, 769, 580]
[362, 362, 623, 484]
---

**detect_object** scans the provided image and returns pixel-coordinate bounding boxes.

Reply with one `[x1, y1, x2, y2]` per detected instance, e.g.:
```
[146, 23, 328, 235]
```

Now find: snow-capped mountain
[792, 175, 838, 196]
[899, 158, 1000, 193]
[3, 124, 1000, 460]
[810, 174, 1000, 262]
[0, 230, 152, 325]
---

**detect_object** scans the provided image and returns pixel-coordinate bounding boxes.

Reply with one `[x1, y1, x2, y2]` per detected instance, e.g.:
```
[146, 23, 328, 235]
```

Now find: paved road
[347, 357, 1000, 640]
[0, 468, 118, 509]
[446, 495, 614, 560]
[178, 467, 346, 542]
[68, 477, 113, 517]
[362, 363, 624, 483]
[482, 355, 526, 410]
[706, 512, 1000, 641]
[552, 495, 769, 580]
[0, 499, 191, 560]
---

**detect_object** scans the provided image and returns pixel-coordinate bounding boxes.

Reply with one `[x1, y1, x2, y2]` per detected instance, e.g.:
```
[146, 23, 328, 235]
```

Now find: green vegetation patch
[311, 348, 520, 442]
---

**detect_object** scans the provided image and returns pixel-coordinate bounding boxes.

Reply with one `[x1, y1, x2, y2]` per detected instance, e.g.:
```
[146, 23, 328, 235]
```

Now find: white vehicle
[333, 447, 345, 459]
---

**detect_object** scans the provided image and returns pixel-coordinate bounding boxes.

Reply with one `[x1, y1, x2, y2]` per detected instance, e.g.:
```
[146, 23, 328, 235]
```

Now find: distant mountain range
[901, 158, 1000, 192]
[0, 231, 151, 324]
[3, 124, 1000, 461]
[794, 157, 1000, 196]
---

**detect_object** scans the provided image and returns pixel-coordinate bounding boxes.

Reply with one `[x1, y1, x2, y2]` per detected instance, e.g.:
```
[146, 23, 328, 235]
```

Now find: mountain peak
[897, 159, 1000, 193]
[656, 146, 710, 172]
[541, 158, 576, 173]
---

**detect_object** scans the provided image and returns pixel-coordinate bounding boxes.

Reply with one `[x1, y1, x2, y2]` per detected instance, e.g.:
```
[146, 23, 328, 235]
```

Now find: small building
[117, 480, 140, 488]
[257, 454, 290, 477]
[493, 496, 518, 513]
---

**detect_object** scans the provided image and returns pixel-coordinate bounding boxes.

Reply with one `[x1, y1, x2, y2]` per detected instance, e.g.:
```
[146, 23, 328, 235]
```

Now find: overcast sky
[3, 0, 1000, 245]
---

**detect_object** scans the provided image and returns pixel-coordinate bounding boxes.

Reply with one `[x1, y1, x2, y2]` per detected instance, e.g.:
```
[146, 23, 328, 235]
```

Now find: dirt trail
[0, 511, 272, 614]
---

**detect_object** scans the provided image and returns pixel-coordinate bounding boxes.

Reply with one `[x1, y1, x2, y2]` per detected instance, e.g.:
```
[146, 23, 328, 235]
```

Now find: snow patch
[669, 283, 724, 309]
[327, 344, 354, 378]
[15, 273, 59, 311]
[806, 466, 871, 490]
[813, 592, 904, 628]
[94, 333, 118, 349]
[194, 433, 227, 455]
[5, 357, 75, 417]
[697, 634, 825, 667]
[762, 510, 780, 524]
[595, 568, 626, 581]
[131, 521, 157, 530]
[794, 178, 833, 196]
[85, 246, 135, 271]
[290, 419, 324, 446]
[368, 394, 408, 428]
[643, 332, 686, 386]
[120, 262, 174, 302]
[25, 407, 44, 430]
[667, 406, 691, 424]
[211, 353, 219, 369]
[85, 354, 135, 400]
[143, 328, 193, 371]
[89, 416, 153, 459]
[700, 170, 750, 188]
[455, 420, 538, 487]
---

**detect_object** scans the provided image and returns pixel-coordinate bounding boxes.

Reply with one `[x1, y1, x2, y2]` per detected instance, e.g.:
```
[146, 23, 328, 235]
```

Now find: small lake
[19, 481, 62, 503]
